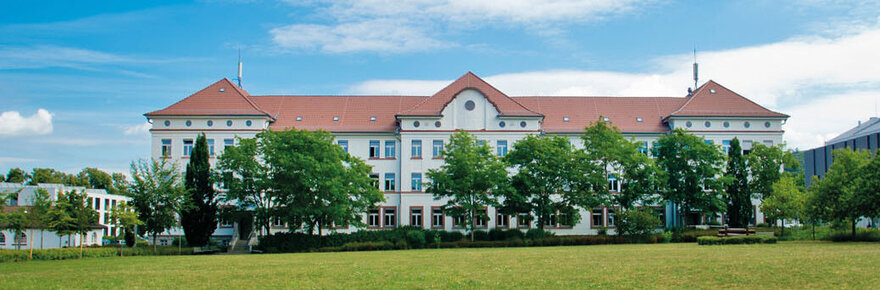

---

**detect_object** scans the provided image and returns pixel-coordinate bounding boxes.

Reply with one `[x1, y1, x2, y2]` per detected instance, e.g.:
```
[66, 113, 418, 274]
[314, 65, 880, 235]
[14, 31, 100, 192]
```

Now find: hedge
[697, 235, 777, 245]
[0, 246, 194, 263]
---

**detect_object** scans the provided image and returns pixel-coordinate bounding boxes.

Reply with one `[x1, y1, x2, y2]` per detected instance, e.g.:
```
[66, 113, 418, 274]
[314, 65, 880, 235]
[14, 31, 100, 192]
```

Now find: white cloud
[271, 19, 452, 53]
[0, 156, 40, 165]
[0, 109, 53, 136]
[348, 24, 880, 150]
[123, 122, 151, 136]
[274, 0, 656, 53]
[37, 138, 144, 147]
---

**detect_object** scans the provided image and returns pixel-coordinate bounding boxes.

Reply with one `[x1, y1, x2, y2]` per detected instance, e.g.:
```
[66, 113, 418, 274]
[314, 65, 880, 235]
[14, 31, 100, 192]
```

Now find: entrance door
[238, 212, 253, 240]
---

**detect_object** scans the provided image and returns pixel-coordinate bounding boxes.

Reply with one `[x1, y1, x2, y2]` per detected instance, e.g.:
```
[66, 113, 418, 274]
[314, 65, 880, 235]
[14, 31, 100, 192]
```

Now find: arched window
[15, 233, 26, 245]
[0, 232, 6, 245]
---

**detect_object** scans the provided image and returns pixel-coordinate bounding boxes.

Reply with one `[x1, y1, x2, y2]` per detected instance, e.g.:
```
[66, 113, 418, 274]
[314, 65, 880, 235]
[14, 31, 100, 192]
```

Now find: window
[723, 121, 730, 128]
[411, 140, 422, 158]
[207, 120, 213, 127]
[185, 120, 192, 127]
[496, 211, 509, 228]
[220, 217, 232, 227]
[638, 141, 648, 155]
[722, 140, 731, 153]
[224, 138, 234, 150]
[368, 209, 380, 228]
[0, 233, 5, 245]
[686, 121, 692, 128]
[369, 174, 379, 189]
[496, 140, 508, 157]
[207, 139, 215, 157]
[95, 198, 101, 210]
[413, 121, 420, 128]
[161, 139, 172, 157]
[337, 140, 348, 153]
[226, 120, 232, 127]
[559, 213, 573, 228]
[183, 139, 194, 157]
[544, 213, 558, 228]
[411, 173, 422, 191]
[465, 100, 476, 111]
[15, 233, 26, 246]
[160, 239, 168, 246]
[384, 173, 395, 191]
[592, 209, 603, 227]
[384, 141, 396, 158]
[164, 120, 171, 127]
[105, 199, 110, 212]
[764, 121, 771, 128]
[607, 208, 617, 228]
[273, 216, 285, 227]
[499, 121, 506, 128]
[517, 212, 531, 228]
[475, 209, 488, 228]
[704, 140, 713, 145]
[410, 207, 423, 228]
[433, 140, 443, 157]
[453, 215, 466, 228]
[383, 207, 397, 228]
[477, 140, 485, 147]
[434, 121, 441, 128]
[608, 174, 619, 192]
[744, 121, 751, 128]
[369, 140, 380, 158]
[520, 121, 527, 128]
[763, 140, 773, 147]
[112, 200, 117, 210]
[704, 121, 711, 128]
[246, 120, 252, 127]
[432, 207, 444, 228]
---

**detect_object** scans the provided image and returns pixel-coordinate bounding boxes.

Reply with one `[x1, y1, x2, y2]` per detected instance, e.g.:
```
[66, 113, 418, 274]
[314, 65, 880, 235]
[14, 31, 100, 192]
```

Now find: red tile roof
[251, 95, 425, 132]
[515, 97, 686, 133]
[398, 72, 542, 117]
[145, 74, 787, 134]
[145, 78, 271, 117]
[668, 80, 788, 118]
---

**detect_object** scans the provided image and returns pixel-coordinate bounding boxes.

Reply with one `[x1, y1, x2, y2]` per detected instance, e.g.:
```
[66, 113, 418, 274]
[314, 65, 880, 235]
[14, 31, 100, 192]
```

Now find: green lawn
[2, 241, 878, 288]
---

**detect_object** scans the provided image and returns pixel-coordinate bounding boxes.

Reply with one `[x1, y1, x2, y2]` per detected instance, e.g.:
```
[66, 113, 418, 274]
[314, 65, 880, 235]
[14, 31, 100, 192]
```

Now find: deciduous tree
[427, 130, 508, 241]
[128, 159, 186, 252]
[655, 129, 727, 228]
[502, 135, 602, 229]
[808, 149, 870, 238]
[217, 137, 275, 236]
[762, 175, 805, 236]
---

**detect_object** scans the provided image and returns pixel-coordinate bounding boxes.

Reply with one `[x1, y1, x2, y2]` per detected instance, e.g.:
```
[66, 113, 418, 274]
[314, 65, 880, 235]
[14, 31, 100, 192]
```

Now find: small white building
[0, 182, 131, 250]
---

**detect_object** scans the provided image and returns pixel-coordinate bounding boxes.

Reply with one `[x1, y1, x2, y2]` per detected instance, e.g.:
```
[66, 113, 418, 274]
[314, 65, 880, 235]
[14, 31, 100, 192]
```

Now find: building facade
[804, 117, 880, 187]
[145, 72, 787, 237]
[0, 182, 131, 249]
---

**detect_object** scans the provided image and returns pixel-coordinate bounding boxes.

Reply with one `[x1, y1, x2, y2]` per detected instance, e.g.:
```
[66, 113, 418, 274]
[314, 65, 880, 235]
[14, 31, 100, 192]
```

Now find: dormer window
[636, 117, 643, 122]
[333, 116, 339, 121]
[563, 116, 570, 122]
[603, 117, 610, 122]
[219, 87, 226, 92]
[710, 89, 716, 94]
[370, 116, 377, 122]
[296, 116, 303, 121]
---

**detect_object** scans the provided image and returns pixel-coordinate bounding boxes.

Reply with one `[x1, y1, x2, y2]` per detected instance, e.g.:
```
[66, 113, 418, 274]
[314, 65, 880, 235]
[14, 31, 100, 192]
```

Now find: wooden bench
[193, 247, 218, 254]
[717, 227, 756, 237]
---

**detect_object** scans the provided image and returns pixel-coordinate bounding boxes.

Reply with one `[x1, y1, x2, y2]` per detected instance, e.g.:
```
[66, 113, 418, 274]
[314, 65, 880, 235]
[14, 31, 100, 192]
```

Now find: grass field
[1, 241, 878, 288]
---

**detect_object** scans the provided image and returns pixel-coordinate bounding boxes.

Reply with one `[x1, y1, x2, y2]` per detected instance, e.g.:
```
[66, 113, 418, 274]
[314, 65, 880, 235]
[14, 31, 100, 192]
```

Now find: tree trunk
[852, 218, 857, 239]
[28, 229, 34, 260]
[470, 208, 475, 242]
[40, 230, 44, 250]
[153, 234, 157, 254]
[79, 233, 84, 259]
[811, 223, 815, 240]
[780, 220, 784, 237]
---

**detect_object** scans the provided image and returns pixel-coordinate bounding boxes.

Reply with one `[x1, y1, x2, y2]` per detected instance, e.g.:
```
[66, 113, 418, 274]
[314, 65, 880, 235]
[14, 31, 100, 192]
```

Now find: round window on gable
[185, 120, 192, 127]
[434, 121, 441, 128]
[744, 121, 751, 128]
[499, 121, 506, 128]
[465, 100, 475, 111]
[246, 120, 253, 127]
[413, 121, 420, 128]
[520, 121, 527, 128]
[723, 121, 730, 128]
[164, 120, 171, 127]
[704, 121, 711, 128]
[207, 120, 213, 127]
[686, 121, 692, 128]
[764, 121, 771, 128]
[226, 120, 233, 127]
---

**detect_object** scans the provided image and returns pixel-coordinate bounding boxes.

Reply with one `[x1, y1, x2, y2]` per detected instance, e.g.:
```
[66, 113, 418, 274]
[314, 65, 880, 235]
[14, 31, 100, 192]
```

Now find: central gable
[397, 72, 543, 118]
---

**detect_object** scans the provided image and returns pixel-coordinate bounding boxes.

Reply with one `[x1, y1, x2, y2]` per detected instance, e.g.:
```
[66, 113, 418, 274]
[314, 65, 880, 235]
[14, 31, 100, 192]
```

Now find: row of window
[338, 139, 510, 159]
[368, 173, 423, 192]
[162, 119, 253, 128]
[359, 207, 629, 229]
[684, 121, 772, 129]
[161, 138, 235, 158]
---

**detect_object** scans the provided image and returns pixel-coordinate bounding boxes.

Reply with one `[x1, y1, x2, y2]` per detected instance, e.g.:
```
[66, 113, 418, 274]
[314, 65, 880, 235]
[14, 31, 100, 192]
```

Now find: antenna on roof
[692, 47, 699, 91]
[237, 48, 243, 88]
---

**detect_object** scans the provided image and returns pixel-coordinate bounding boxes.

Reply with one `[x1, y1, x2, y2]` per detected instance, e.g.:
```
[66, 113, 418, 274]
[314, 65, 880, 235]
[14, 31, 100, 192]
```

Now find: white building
[0, 182, 131, 249]
[145, 72, 785, 238]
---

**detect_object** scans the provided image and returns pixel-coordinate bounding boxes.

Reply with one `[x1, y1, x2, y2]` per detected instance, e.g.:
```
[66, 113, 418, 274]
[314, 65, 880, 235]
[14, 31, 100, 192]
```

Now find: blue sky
[2, 0, 880, 175]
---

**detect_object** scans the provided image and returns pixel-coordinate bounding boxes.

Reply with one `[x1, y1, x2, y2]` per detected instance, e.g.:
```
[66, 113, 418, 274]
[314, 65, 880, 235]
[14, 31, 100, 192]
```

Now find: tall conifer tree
[181, 133, 218, 247]
[725, 138, 751, 227]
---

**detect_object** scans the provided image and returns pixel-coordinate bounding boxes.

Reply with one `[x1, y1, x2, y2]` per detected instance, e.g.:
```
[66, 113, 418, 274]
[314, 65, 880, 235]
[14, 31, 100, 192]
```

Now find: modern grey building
[804, 117, 880, 187]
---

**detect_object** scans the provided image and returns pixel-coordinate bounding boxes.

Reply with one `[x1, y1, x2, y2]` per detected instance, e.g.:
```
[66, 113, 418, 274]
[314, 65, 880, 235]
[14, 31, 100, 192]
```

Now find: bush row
[0, 246, 194, 263]
[828, 229, 880, 242]
[312, 235, 639, 253]
[697, 235, 777, 245]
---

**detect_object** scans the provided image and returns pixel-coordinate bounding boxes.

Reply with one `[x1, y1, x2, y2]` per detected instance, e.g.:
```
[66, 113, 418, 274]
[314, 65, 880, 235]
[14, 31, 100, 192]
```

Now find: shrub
[596, 227, 608, 236]
[672, 229, 717, 243]
[338, 241, 397, 252]
[0, 246, 193, 263]
[405, 231, 426, 249]
[661, 231, 673, 243]
[616, 210, 662, 243]
[827, 229, 880, 242]
[525, 228, 550, 240]
[504, 229, 525, 241]
[756, 222, 770, 228]
[697, 235, 777, 245]
[472, 230, 490, 241]
[488, 228, 506, 241]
